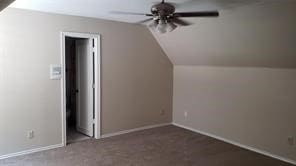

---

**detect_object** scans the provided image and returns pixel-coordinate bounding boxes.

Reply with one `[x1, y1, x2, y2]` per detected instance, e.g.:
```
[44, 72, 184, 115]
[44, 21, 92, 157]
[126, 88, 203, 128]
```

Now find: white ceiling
[10, 0, 271, 23]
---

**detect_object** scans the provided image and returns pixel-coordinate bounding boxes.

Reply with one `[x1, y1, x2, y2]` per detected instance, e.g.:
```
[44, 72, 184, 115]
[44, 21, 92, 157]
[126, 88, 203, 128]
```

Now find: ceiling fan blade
[172, 18, 192, 26]
[174, 11, 219, 17]
[110, 11, 153, 16]
[135, 18, 153, 24]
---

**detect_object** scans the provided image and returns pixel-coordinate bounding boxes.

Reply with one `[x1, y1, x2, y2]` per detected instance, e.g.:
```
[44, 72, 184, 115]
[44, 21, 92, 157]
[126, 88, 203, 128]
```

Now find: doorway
[61, 32, 101, 145]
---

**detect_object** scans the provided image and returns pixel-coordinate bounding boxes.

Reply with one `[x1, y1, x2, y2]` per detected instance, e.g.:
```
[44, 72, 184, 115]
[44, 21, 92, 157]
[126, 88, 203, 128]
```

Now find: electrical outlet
[160, 109, 165, 115]
[27, 130, 34, 139]
[287, 136, 294, 146]
[184, 111, 188, 117]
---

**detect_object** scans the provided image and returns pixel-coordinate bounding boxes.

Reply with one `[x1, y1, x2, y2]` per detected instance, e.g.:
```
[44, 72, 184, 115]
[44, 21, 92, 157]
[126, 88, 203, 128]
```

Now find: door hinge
[93, 119, 96, 124]
[92, 84, 95, 89]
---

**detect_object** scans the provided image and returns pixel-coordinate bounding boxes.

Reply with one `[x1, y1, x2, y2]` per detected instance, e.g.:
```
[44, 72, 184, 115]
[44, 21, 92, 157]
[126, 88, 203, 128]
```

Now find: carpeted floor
[0, 125, 293, 166]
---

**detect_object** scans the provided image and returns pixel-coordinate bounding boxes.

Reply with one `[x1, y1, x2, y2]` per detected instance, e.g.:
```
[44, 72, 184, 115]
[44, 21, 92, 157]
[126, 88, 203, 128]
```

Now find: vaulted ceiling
[151, 0, 296, 68]
[9, 0, 274, 23]
[7, 0, 296, 68]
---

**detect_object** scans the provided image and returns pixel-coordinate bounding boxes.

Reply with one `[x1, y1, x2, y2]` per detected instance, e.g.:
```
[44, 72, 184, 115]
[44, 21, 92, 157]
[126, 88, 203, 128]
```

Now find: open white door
[75, 39, 94, 137]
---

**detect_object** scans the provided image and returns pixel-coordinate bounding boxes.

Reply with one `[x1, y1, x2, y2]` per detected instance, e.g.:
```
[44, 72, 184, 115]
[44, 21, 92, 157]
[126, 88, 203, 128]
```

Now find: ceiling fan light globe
[166, 22, 177, 32]
[156, 20, 167, 34]
[156, 25, 167, 34]
[148, 21, 158, 29]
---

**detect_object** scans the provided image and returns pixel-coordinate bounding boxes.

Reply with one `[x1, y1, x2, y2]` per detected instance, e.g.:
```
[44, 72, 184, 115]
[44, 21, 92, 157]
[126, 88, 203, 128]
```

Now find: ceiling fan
[112, 0, 219, 34]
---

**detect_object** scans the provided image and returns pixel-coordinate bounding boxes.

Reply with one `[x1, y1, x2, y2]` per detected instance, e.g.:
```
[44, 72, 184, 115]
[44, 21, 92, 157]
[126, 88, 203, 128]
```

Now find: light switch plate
[50, 64, 62, 80]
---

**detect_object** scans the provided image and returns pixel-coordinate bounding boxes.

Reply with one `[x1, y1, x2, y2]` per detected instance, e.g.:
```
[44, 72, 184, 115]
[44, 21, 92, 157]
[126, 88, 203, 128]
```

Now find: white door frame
[61, 31, 101, 146]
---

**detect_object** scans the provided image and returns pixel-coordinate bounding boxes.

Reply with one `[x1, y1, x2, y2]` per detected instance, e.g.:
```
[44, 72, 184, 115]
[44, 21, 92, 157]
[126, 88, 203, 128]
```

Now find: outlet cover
[287, 136, 294, 146]
[184, 111, 188, 117]
[160, 109, 165, 115]
[27, 130, 34, 139]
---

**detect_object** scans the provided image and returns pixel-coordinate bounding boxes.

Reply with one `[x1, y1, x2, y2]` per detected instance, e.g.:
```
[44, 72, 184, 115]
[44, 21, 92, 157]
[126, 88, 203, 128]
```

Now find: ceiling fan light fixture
[148, 20, 158, 29]
[156, 19, 167, 34]
[166, 22, 177, 32]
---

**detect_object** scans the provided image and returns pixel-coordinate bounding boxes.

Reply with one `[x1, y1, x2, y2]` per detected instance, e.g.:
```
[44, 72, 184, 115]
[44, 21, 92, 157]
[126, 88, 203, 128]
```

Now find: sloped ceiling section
[10, 0, 200, 23]
[151, 0, 296, 68]
[9, 0, 296, 68]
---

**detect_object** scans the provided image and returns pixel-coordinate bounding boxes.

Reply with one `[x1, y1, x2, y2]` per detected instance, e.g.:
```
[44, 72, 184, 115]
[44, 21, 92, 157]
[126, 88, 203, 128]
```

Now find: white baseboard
[172, 123, 296, 165]
[101, 123, 171, 138]
[0, 143, 64, 160]
[0, 123, 171, 160]
[3, 123, 293, 165]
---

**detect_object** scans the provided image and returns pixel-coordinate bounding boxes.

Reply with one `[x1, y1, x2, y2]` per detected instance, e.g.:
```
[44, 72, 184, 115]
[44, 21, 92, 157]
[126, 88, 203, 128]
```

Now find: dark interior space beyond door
[65, 37, 77, 128]
[65, 37, 91, 144]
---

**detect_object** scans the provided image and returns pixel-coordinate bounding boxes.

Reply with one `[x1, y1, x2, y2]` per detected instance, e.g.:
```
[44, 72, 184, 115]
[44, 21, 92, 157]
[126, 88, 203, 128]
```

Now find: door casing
[61, 32, 101, 146]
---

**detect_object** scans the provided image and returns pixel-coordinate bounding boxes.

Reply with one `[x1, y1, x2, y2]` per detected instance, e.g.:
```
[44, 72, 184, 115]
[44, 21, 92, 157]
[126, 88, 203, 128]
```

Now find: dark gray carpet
[0, 125, 293, 166]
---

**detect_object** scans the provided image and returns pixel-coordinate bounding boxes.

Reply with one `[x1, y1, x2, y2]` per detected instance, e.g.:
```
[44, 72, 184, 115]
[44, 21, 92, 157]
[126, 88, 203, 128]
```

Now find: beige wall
[0, 0, 14, 11]
[0, 8, 173, 156]
[173, 65, 296, 161]
[150, 0, 296, 162]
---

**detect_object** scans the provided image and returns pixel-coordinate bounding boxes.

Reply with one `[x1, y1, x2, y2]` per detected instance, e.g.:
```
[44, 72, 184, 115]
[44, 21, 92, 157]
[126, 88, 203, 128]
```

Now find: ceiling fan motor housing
[151, 3, 175, 19]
